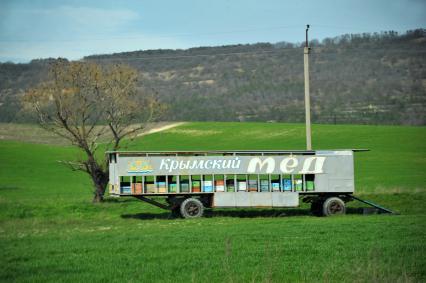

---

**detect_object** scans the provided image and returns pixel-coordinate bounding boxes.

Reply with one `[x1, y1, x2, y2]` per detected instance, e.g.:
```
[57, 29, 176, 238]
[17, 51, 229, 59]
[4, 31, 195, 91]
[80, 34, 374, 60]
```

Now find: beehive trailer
[107, 149, 390, 218]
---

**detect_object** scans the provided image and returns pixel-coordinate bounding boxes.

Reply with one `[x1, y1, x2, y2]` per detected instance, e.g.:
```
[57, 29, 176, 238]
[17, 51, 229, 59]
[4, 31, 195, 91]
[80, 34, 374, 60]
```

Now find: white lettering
[160, 159, 170, 170]
[222, 160, 232, 169]
[300, 157, 326, 173]
[169, 161, 179, 172]
[213, 160, 221, 169]
[280, 157, 298, 173]
[247, 157, 275, 173]
[179, 161, 190, 170]
[189, 160, 205, 170]
[231, 157, 241, 169]
[205, 160, 213, 169]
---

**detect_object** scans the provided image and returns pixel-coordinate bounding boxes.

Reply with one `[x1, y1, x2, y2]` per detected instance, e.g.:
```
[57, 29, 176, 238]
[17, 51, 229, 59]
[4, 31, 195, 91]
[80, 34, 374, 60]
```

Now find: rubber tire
[180, 198, 204, 219]
[322, 197, 346, 216]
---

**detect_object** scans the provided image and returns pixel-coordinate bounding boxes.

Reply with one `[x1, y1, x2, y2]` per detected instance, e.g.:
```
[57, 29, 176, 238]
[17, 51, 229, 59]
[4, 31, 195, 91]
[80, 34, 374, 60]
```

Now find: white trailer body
[107, 150, 362, 217]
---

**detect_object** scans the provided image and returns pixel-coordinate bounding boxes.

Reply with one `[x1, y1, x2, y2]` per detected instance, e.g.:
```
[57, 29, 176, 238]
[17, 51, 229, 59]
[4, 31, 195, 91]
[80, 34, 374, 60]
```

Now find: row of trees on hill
[1, 29, 425, 125]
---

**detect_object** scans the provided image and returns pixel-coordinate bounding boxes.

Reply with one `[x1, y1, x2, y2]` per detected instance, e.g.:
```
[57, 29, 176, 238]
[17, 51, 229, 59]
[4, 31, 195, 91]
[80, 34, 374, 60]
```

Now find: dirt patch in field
[166, 128, 222, 137]
[137, 122, 186, 136]
[0, 122, 187, 145]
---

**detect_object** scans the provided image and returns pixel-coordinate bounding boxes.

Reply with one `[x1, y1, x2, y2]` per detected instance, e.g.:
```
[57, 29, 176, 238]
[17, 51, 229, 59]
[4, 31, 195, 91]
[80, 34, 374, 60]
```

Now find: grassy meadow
[0, 122, 425, 282]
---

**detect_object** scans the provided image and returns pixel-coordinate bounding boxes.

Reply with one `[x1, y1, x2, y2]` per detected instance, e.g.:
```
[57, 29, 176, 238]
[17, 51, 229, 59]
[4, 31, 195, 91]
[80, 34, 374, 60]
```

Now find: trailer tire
[180, 198, 204, 219]
[323, 197, 346, 216]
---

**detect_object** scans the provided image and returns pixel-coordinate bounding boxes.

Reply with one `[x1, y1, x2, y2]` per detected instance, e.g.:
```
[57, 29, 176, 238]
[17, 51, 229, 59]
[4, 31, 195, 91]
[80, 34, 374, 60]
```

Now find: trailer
[107, 149, 376, 218]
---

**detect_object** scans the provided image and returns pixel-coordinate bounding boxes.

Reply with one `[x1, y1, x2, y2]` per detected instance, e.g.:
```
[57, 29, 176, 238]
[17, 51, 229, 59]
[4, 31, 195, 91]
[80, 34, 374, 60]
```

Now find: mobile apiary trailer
[107, 149, 377, 218]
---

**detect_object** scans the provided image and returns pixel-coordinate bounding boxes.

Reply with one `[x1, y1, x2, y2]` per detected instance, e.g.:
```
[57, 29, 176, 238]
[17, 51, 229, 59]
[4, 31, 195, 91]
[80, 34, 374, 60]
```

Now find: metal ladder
[350, 195, 396, 214]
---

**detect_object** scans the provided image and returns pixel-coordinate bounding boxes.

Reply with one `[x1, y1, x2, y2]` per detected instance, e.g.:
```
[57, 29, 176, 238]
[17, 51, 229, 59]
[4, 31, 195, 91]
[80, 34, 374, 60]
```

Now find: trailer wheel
[323, 197, 346, 216]
[180, 198, 204, 219]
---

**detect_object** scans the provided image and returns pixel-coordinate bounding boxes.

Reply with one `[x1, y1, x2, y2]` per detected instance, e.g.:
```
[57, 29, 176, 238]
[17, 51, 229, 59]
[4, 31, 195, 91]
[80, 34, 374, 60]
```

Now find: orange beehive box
[132, 183, 143, 194]
[192, 187, 201, 192]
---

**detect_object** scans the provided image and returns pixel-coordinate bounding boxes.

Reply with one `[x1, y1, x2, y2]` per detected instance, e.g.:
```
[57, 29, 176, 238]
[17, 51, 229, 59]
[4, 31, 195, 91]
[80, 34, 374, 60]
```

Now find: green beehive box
[294, 179, 303, 191]
[306, 181, 314, 191]
[192, 181, 201, 187]
[169, 183, 177, 193]
[180, 183, 190, 192]
[227, 185, 235, 192]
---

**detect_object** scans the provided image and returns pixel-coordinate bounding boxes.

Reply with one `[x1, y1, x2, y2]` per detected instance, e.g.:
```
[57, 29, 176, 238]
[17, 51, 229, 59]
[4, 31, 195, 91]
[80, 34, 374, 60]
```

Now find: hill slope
[1, 29, 425, 125]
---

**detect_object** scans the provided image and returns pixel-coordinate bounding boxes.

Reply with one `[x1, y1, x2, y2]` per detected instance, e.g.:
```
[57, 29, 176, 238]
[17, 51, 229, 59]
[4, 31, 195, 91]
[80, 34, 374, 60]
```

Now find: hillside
[1, 29, 425, 125]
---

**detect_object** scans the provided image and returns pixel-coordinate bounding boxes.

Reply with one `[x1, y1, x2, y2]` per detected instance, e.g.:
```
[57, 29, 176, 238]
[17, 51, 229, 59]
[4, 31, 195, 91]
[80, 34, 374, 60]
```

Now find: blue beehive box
[121, 186, 131, 194]
[260, 180, 269, 192]
[272, 182, 280, 191]
[203, 181, 213, 192]
[283, 179, 292, 191]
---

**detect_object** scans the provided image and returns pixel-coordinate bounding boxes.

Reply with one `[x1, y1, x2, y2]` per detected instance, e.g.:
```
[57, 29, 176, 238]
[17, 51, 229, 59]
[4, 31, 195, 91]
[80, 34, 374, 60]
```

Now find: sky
[0, 0, 425, 63]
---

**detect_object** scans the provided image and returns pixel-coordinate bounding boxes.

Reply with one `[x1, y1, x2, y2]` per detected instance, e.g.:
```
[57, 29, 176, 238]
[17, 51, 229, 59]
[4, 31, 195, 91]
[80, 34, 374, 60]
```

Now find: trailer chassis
[128, 192, 394, 218]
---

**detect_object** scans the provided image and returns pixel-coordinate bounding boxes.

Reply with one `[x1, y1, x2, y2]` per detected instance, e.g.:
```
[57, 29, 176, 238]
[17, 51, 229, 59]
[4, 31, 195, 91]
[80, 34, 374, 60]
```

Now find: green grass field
[0, 122, 425, 282]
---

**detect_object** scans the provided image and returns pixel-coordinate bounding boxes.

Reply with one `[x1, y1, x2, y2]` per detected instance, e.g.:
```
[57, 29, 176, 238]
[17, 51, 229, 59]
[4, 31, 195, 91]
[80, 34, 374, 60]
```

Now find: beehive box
[227, 184, 235, 192]
[180, 182, 190, 192]
[260, 180, 269, 192]
[132, 183, 143, 194]
[157, 182, 167, 193]
[215, 180, 225, 192]
[192, 181, 201, 192]
[283, 179, 292, 191]
[248, 179, 258, 192]
[294, 179, 303, 191]
[306, 181, 314, 191]
[238, 181, 247, 191]
[203, 180, 213, 192]
[146, 183, 157, 193]
[272, 182, 280, 191]
[169, 183, 177, 193]
[121, 186, 131, 194]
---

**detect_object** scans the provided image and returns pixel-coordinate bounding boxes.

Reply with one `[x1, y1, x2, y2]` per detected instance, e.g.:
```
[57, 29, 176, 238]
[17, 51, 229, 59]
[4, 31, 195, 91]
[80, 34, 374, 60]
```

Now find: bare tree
[22, 59, 163, 202]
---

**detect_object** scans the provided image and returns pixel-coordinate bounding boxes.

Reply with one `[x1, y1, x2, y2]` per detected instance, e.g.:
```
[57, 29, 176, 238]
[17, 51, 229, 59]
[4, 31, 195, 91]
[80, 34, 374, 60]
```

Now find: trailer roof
[106, 149, 369, 155]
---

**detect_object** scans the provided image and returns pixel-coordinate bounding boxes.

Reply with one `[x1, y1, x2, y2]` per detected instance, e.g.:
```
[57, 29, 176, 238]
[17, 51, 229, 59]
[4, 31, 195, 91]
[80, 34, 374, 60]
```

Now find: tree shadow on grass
[104, 197, 138, 203]
[120, 207, 376, 221]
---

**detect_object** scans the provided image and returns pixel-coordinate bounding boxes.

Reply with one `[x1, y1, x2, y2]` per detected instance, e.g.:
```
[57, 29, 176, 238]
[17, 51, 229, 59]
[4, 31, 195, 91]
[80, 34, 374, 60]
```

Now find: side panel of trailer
[315, 150, 354, 193]
[108, 150, 354, 198]
[213, 192, 299, 207]
[108, 151, 355, 209]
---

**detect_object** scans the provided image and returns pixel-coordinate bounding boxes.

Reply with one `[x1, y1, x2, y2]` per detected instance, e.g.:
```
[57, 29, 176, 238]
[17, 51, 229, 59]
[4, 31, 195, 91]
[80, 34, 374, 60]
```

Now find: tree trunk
[93, 183, 106, 203]
[87, 157, 109, 203]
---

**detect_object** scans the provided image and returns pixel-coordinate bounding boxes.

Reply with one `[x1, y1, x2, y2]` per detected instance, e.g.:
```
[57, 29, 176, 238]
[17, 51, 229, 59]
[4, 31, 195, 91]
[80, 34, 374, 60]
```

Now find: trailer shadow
[120, 207, 372, 220]
[121, 212, 172, 220]
[205, 208, 311, 218]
